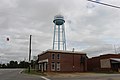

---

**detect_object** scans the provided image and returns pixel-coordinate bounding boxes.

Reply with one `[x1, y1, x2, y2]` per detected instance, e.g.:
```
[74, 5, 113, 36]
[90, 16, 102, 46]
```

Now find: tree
[2, 64, 7, 68]
[19, 61, 29, 68]
[7, 61, 18, 68]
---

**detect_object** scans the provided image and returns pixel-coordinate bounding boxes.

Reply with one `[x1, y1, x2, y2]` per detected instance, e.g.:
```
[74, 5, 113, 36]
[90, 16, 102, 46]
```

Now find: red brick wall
[87, 54, 120, 72]
[50, 53, 87, 72]
[60, 53, 73, 72]
[38, 53, 50, 61]
[38, 51, 87, 72]
[87, 57, 100, 71]
[100, 54, 120, 59]
[38, 52, 51, 72]
[49, 52, 61, 72]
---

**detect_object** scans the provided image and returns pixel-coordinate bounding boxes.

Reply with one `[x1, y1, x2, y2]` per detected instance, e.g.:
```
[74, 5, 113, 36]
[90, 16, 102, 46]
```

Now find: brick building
[87, 54, 120, 72]
[38, 50, 87, 72]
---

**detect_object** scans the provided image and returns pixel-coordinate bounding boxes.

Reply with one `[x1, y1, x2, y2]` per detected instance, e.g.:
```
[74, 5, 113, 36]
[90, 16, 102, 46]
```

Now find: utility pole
[28, 35, 32, 73]
[114, 44, 117, 54]
[88, 0, 120, 9]
[88, 0, 120, 54]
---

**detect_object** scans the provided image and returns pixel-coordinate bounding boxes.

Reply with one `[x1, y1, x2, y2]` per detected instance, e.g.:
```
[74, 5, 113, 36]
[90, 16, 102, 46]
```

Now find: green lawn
[23, 69, 46, 76]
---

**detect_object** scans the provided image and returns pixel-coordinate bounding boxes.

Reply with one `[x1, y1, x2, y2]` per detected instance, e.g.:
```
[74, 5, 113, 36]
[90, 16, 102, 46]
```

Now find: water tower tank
[53, 15, 65, 25]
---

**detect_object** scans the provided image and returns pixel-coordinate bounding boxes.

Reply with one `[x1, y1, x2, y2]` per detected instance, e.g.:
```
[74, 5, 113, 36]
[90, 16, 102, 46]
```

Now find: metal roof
[110, 58, 120, 62]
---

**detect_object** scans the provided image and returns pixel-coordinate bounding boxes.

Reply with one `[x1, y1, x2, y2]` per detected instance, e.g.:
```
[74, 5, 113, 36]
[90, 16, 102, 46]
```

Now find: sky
[0, 0, 120, 63]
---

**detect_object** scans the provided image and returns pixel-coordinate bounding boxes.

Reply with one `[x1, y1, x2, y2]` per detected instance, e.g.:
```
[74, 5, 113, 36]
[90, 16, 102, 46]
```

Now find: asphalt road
[0, 69, 120, 80]
[0, 69, 46, 80]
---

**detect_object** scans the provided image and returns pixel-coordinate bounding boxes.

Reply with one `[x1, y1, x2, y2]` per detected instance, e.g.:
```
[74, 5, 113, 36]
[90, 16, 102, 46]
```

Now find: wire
[88, 0, 120, 9]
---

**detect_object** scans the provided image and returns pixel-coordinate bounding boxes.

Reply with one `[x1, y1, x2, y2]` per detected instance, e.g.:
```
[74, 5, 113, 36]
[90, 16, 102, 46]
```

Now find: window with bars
[57, 54, 60, 59]
[51, 62, 55, 71]
[57, 62, 60, 71]
[52, 53, 55, 60]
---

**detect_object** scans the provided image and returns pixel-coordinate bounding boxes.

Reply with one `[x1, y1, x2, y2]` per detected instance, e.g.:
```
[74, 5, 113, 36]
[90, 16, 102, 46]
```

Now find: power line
[88, 0, 120, 9]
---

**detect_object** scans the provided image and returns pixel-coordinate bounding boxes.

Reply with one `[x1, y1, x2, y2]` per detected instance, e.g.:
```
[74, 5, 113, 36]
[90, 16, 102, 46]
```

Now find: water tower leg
[63, 24, 66, 50]
[53, 24, 56, 50]
[58, 25, 60, 50]
[62, 25, 64, 50]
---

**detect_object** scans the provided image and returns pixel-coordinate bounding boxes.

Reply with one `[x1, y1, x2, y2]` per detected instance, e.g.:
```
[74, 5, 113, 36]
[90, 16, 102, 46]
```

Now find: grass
[23, 69, 47, 76]
[88, 71, 120, 74]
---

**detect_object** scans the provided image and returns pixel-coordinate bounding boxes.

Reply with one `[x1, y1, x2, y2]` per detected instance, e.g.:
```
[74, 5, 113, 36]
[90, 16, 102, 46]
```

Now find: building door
[111, 63, 120, 72]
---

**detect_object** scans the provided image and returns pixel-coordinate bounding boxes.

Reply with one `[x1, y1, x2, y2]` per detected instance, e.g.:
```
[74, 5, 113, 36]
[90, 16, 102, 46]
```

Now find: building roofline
[38, 49, 86, 56]
[89, 53, 120, 59]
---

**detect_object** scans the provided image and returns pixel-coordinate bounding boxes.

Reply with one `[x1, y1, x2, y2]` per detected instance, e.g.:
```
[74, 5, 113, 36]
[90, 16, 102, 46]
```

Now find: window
[57, 54, 60, 59]
[57, 62, 60, 71]
[52, 53, 55, 59]
[51, 62, 55, 71]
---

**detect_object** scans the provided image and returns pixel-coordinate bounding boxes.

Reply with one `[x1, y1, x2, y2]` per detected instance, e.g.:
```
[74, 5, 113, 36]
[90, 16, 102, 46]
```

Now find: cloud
[0, 0, 120, 63]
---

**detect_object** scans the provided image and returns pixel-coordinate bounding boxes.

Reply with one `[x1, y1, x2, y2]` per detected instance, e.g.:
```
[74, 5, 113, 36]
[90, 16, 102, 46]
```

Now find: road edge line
[41, 76, 51, 80]
[19, 69, 24, 74]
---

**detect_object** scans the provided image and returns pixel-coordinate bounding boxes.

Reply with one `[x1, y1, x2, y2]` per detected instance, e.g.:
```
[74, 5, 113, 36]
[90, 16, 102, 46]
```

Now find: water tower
[53, 15, 66, 50]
